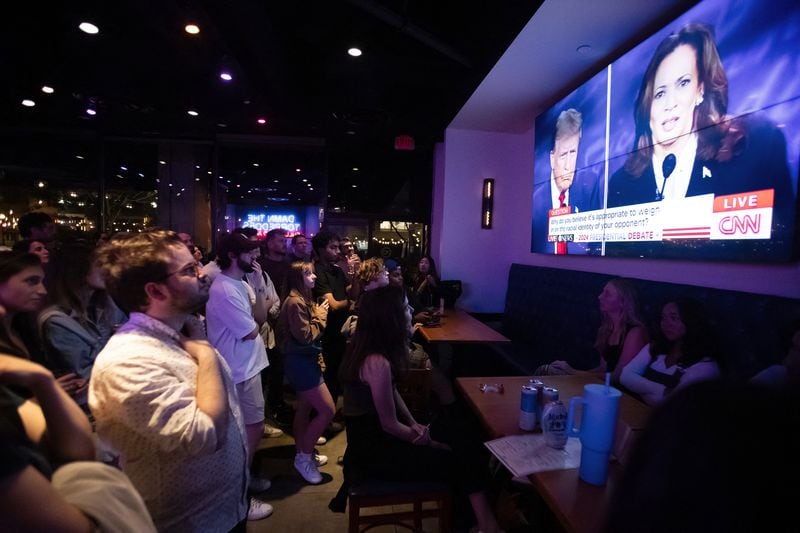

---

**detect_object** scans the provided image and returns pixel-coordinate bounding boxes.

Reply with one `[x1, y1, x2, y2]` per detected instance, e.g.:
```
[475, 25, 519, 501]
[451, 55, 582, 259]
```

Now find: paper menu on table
[484, 434, 581, 478]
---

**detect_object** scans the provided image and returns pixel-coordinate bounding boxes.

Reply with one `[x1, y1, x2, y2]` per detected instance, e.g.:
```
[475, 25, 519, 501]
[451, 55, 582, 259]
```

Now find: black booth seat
[493, 263, 800, 381]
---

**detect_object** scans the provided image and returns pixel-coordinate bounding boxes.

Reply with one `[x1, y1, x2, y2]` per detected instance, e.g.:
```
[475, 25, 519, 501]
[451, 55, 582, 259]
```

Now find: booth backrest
[502, 263, 800, 381]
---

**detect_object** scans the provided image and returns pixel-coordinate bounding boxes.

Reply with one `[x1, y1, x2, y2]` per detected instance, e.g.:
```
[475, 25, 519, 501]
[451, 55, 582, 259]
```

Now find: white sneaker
[247, 497, 273, 520]
[294, 453, 323, 484]
[316, 435, 327, 445]
[314, 452, 328, 467]
[263, 423, 284, 438]
[249, 476, 272, 493]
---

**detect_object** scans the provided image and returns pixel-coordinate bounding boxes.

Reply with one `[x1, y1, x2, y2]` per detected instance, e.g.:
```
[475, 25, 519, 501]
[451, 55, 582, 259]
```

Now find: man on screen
[532, 108, 601, 254]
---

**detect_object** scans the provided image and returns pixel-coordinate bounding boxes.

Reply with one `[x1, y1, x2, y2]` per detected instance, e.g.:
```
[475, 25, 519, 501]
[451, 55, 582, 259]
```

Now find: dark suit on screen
[532, 170, 602, 254]
[605, 113, 795, 260]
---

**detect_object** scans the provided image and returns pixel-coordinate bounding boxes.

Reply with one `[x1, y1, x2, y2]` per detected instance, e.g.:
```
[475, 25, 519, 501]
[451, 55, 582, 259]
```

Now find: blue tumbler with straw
[566, 376, 621, 485]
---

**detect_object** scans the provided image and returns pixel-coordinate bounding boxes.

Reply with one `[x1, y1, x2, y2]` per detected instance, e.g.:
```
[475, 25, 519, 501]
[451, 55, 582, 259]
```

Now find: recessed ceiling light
[347, 47, 362, 57]
[195, 165, 200, 169]
[352, 167, 359, 171]
[79, 22, 100, 34]
[185, 24, 200, 35]
[352, 184, 358, 188]
[75, 155, 85, 160]
[302, 179, 307, 182]
[257, 118, 266, 125]
[21, 99, 35, 107]
[41, 86, 54, 94]
[274, 179, 279, 183]
[187, 110, 198, 116]
[159, 160, 166, 165]
[217, 123, 227, 128]
[252, 163, 259, 167]
[86, 108, 96, 116]
[120, 166, 128, 171]
[346, 130, 356, 135]
[220, 72, 232, 81]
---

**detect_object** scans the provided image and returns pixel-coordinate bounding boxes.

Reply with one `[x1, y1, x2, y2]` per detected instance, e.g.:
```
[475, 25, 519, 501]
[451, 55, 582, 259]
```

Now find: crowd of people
[1, 210, 796, 532]
[0, 211, 495, 531]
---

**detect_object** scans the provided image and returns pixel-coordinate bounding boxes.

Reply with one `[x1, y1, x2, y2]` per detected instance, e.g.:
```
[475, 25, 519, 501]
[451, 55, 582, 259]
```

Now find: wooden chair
[347, 368, 451, 532]
[348, 479, 451, 533]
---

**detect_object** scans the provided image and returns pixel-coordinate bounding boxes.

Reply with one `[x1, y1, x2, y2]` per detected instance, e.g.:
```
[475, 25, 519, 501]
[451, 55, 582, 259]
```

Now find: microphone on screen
[657, 153, 677, 201]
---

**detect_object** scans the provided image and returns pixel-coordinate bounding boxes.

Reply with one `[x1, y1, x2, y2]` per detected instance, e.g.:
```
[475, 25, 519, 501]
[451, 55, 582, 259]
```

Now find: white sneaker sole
[247, 499, 273, 520]
[295, 462, 323, 484]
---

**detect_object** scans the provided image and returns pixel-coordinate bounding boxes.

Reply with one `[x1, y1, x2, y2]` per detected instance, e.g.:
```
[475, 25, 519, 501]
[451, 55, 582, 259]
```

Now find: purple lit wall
[433, 126, 800, 313]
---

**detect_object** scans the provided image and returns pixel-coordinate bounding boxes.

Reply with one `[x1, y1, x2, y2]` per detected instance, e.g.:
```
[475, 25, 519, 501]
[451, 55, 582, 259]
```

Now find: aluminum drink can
[528, 379, 544, 427]
[543, 387, 559, 404]
[519, 385, 537, 430]
[542, 399, 568, 449]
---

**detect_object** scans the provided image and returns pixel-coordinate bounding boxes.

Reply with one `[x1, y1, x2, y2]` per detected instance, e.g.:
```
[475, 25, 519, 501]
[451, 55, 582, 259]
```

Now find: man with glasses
[89, 231, 250, 532]
[205, 232, 274, 521]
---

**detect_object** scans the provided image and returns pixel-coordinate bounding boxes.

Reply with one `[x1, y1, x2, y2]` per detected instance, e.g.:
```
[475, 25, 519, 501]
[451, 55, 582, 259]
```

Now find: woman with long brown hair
[276, 261, 334, 484]
[608, 23, 792, 211]
[0, 252, 47, 362]
[340, 285, 501, 533]
[39, 242, 126, 406]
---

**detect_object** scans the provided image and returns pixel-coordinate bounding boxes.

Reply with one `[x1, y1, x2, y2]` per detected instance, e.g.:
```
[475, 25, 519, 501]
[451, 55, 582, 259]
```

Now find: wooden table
[418, 308, 510, 344]
[456, 375, 651, 533]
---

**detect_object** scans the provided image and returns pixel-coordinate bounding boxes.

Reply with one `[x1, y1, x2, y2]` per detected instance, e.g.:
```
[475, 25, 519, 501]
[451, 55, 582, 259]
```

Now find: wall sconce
[481, 178, 494, 229]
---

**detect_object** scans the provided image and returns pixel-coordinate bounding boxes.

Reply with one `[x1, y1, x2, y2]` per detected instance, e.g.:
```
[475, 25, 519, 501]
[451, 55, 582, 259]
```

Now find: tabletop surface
[456, 374, 651, 439]
[418, 308, 511, 343]
[456, 374, 652, 533]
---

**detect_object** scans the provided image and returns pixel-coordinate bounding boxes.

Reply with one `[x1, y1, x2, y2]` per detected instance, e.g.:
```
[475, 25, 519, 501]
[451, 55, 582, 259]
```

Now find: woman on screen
[607, 23, 792, 210]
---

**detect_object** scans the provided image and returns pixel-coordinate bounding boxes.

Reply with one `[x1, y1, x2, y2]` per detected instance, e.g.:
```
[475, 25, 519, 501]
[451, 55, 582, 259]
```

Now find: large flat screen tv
[531, 0, 799, 262]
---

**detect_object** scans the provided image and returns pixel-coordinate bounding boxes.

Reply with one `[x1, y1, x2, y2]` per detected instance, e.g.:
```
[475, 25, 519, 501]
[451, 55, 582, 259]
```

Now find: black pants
[322, 333, 346, 405]
[344, 412, 488, 497]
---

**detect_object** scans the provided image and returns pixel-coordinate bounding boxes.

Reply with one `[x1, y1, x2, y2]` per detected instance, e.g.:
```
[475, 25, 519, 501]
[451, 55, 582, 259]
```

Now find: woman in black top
[340, 285, 501, 533]
[410, 255, 440, 309]
[0, 352, 96, 530]
[538, 278, 649, 383]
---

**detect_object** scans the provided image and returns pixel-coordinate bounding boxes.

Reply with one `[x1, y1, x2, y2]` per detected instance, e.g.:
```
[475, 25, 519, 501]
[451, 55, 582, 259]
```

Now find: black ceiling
[0, 1, 540, 216]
